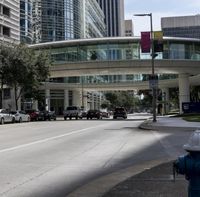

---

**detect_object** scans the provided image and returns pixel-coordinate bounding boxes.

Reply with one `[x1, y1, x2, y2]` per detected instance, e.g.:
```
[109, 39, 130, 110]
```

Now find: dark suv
[38, 110, 56, 121]
[113, 107, 127, 119]
[87, 110, 102, 120]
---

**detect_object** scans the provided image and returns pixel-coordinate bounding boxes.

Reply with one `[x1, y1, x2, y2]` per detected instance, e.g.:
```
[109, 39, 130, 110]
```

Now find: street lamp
[134, 13, 157, 122]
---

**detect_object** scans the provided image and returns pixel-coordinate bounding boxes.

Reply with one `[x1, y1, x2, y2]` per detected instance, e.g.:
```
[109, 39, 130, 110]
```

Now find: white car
[0, 109, 15, 124]
[10, 111, 30, 123]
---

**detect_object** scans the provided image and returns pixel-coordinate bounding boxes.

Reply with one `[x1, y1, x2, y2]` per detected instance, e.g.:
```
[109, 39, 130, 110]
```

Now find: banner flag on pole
[154, 31, 163, 52]
[141, 32, 151, 53]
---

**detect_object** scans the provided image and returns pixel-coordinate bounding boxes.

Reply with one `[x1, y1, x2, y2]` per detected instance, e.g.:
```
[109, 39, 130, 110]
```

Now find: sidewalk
[103, 117, 200, 197]
[68, 116, 200, 197]
[103, 161, 187, 197]
[140, 115, 200, 130]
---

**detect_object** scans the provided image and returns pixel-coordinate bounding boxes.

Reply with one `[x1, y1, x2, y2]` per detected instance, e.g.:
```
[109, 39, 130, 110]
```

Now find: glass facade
[96, 0, 124, 37]
[20, 0, 33, 44]
[31, 38, 200, 64]
[85, 0, 106, 38]
[163, 27, 200, 39]
[30, 37, 200, 86]
[33, 0, 84, 43]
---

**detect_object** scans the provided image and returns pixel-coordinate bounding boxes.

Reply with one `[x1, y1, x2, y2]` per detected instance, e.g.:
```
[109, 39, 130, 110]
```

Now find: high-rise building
[33, 0, 84, 43]
[96, 0, 125, 37]
[83, 0, 106, 38]
[33, 0, 105, 43]
[0, 0, 20, 43]
[161, 15, 200, 39]
[125, 19, 133, 36]
[20, 0, 33, 44]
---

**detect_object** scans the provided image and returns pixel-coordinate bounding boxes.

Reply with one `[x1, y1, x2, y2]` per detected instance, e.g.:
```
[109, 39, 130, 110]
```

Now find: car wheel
[0, 118, 4, 125]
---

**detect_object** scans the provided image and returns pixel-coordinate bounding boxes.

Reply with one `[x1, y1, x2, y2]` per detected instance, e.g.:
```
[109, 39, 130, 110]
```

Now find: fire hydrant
[174, 130, 200, 197]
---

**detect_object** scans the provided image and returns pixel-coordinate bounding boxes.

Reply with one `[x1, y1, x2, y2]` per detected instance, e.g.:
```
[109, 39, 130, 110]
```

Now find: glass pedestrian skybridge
[30, 37, 200, 64]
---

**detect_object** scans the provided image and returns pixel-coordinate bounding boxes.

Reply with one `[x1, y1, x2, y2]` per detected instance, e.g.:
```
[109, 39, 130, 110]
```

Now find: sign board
[149, 74, 158, 89]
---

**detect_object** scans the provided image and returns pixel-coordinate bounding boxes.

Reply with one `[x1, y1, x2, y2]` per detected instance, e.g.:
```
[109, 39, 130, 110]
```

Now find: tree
[0, 43, 16, 108]
[104, 91, 138, 111]
[190, 86, 200, 102]
[101, 100, 110, 109]
[2, 43, 50, 110]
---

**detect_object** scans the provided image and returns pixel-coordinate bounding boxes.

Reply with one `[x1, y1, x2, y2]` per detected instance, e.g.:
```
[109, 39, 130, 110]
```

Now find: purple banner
[141, 32, 151, 53]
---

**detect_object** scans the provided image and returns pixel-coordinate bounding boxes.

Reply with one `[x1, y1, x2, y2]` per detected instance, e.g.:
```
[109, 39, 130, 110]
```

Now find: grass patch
[182, 115, 200, 122]
[170, 113, 200, 122]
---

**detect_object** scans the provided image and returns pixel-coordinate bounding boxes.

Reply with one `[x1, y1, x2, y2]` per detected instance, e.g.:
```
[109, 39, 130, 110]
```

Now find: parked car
[38, 110, 56, 121]
[0, 109, 15, 124]
[113, 107, 127, 119]
[81, 110, 87, 118]
[87, 110, 102, 120]
[25, 109, 40, 121]
[101, 111, 110, 118]
[63, 106, 83, 120]
[10, 110, 30, 123]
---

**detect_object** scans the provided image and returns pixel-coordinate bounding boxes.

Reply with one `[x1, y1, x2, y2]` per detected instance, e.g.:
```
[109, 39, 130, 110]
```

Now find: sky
[125, 0, 200, 36]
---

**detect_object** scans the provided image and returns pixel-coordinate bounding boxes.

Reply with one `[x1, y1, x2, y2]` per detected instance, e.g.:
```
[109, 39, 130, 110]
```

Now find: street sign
[149, 74, 158, 89]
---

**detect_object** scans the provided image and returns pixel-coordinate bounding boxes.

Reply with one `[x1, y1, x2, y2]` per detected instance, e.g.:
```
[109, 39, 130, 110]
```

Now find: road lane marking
[0, 123, 112, 154]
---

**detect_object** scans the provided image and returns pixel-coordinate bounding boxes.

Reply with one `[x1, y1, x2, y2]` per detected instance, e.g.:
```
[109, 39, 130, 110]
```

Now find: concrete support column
[162, 88, 169, 115]
[99, 94, 102, 109]
[179, 73, 190, 114]
[91, 93, 95, 109]
[45, 89, 50, 111]
[83, 90, 88, 110]
[73, 90, 81, 107]
[64, 89, 69, 109]
[32, 100, 38, 110]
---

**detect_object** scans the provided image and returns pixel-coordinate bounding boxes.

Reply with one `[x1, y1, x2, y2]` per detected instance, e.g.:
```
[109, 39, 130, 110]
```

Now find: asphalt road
[0, 114, 190, 197]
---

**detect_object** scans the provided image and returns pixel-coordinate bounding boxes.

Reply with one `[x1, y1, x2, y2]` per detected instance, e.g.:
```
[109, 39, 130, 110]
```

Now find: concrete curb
[102, 161, 187, 197]
[67, 159, 169, 197]
[139, 119, 199, 132]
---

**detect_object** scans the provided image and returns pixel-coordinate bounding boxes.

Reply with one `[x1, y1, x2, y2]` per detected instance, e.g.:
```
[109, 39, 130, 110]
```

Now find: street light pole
[134, 13, 157, 122]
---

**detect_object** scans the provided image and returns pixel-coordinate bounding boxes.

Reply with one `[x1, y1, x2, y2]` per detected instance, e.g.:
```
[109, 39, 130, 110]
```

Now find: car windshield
[115, 108, 126, 112]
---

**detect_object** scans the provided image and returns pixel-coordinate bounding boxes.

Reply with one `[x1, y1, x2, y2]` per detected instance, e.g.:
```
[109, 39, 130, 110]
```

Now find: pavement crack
[102, 139, 129, 169]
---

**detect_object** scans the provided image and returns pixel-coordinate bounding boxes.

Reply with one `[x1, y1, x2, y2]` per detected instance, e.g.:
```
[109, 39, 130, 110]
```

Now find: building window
[3, 88, 11, 99]
[3, 6, 10, 17]
[3, 26, 10, 37]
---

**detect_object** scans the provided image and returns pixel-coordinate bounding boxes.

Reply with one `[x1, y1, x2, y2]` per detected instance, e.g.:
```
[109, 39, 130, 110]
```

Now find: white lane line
[0, 124, 110, 154]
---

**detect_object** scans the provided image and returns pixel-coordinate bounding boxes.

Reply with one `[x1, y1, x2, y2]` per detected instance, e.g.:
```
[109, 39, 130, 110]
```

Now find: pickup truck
[63, 106, 83, 120]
